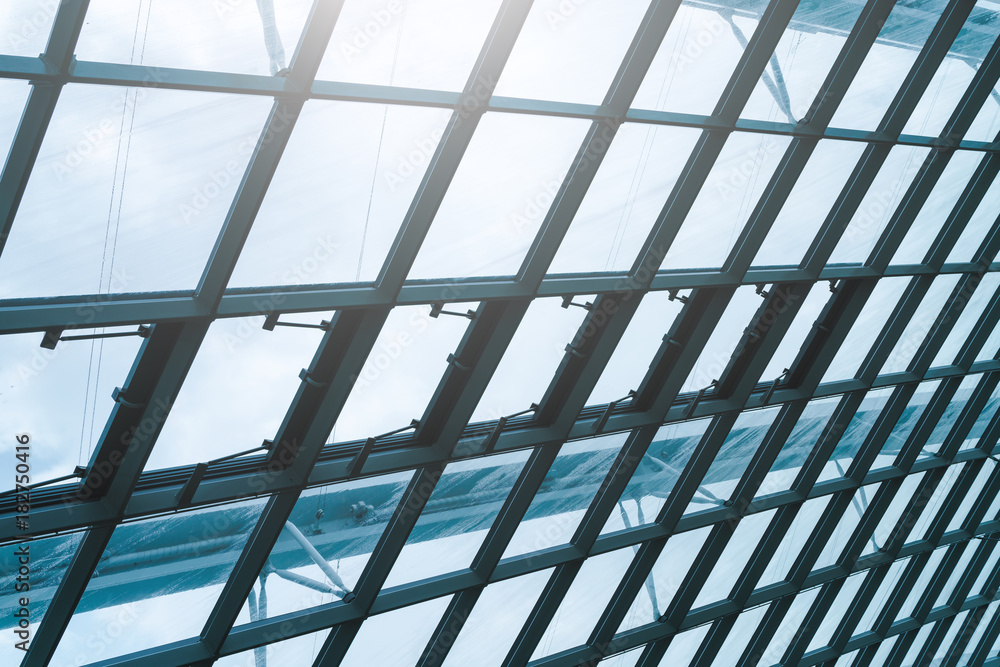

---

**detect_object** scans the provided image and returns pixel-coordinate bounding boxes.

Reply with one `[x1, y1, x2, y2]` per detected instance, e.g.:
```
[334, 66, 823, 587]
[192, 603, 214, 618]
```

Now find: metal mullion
[792, 391, 869, 495]
[856, 275, 933, 385]
[311, 620, 364, 667]
[373, 0, 534, 294]
[969, 593, 1000, 665]
[940, 538, 994, 612]
[729, 503, 800, 607]
[923, 463, 984, 548]
[501, 562, 584, 667]
[939, 26, 1000, 145]
[925, 155, 1000, 270]
[960, 460, 1000, 535]
[782, 578, 849, 666]
[690, 614, 739, 667]
[21, 524, 115, 667]
[884, 627, 920, 667]
[414, 586, 484, 667]
[736, 593, 799, 667]
[954, 279, 1000, 369]
[916, 615, 957, 667]
[942, 602, 993, 667]
[0, 0, 89, 259]
[912, 544, 967, 623]
[911, 274, 995, 377]
[843, 383, 919, 482]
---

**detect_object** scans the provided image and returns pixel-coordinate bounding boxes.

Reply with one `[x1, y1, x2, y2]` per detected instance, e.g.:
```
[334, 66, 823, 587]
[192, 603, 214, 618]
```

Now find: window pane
[819, 388, 893, 482]
[756, 587, 822, 664]
[932, 544, 977, 609]
[908, 463, 964, 541]
[930, 272, 1000, 368]
[684, 285, 768, 393]
[897, 546, 948, 620]
[870, 381, 941, 470]
[919, 374, 982, 457]
[805, 572, 866, 653]
[853, 558, 911, 635]
[756, 396, 841, 498]
[862, 475, 923, 556]
[947, 175, 1000, 263]
[0, 1, 56, 57]
[708, 603, 770, 667]
[654, 623, 711, 667]
[757, 496, 832, 589]
[762, 283, 833, 380]
[880, 275, 962, 375]
[945, 459, 997, 533]
[693, 509, 776, 608]
[216, 628, 331, 667]
[341, 596, 453, 667]
[812, 484, 882, 571]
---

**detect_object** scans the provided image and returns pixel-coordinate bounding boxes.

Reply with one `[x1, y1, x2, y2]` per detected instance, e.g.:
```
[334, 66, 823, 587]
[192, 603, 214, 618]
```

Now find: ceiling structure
[3, 0, 1000, 665]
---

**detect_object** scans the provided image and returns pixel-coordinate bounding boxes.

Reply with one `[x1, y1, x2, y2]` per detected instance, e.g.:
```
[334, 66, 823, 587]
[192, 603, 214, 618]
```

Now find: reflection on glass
[146, 315, 325, 471]
[945, 460, 996, 533]
[663, 132, 791, 270]
[502, 432, 626, 559]
[549, 124, 701, 275]
[234, 471, 411, 626]
[829, 1, 946, 131]
[743, 2, 867, 123]
[317, 0, 503, 92]
[827, 146, 930, 265]
[693, 509, 776, 608]
[890, 151, 984, 265]
[821, 278, 910, 383]
[918, 374, 982, 458]
[812, 484, 882, 571]
[0, 329, 142, 484]
[441, 569, 552, 667]
[602, 418, 711, 535]
[530, 547, 635, 661]
[383, 450, 529, 589]
[633, 2, 765, 115]
[752, 140, 867, 269]
[756, 396, 841, 498]
[818, 388, 894, 482]
[587, 290, 686, 405]
[862, 475, 923, 556]
[617, 526, 712, 634]
[0, 533, 83, 666]
[494, 0, 650, 105]
[804, 571, 865, 653]
[685, 407, 781, 512]
[78, 0, 311, 76]
[0, 84, 273, 298]
[229, 102, 453, 288]
[472, 296, 591, 422]
[51, 500, 266, 665]
[334, 304, 477, 442]
[684, 285, 766, 393]
[341, 595, 452, 666]
[408, 112, 590, 280]
[870, 381, 941, 470]
[880, 275, 962, 375]
[931, 273, 1000, 368]
[756, 496, 832, 590]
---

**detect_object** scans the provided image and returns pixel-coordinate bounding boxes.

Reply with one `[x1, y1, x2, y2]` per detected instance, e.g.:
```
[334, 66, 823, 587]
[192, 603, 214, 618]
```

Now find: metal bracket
[668, 289, 690, 304]
[111, 386, 146, 410]
[429, 303, 476, 319]
[447, 353, 472, 372]
[265, 314, 331, 331]
[299, 368, 328, 388]
[560, 296, 593, 310]
[682, 382, 716, 419]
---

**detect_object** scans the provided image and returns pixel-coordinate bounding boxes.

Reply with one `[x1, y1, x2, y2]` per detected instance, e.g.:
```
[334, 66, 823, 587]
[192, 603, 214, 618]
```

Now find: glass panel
[909, 463, 964, 541]
[530, 547, 634, 661]
[871, 636, 899, 665]
[633, 1, 766, 115]
[945, 459, 997, 533]
[947, 174, 1000, 263]
[383, 450, 529, 588]
[341, 596, 453, 666]
[317, 0, 504, 92]
[708, 603, 770, 667]
[972, 547, 1000, 595]
[0, 80, 29, 161]
[964, 602, 1000, 663]
[890, 150, 984, 265]
[472, 295, 591, 422]
[145, 315, 324, 471]
[854, 558, 911, 635]
[820, 277, 910, 383]
[756, 587, 821, 665]
[862, 475, 923, 557]
[742, 2, 868, 122]
[902, 2, 1000, 137]
[334, 304, 477, 442]
[931, 610, 971, 665]
[756, 396, 841, 498]
[826, 146, 931, 265]
[902, 624, 935, 665]
[897, 546, 948, 620]
[233, 471, 411, 625]
[587, 290, 686, 405]
[408, 112, 590, 280]
[880, 275, 962, 375]
[963, 381, 1000, 449]
[812, 484, 882, 571]
[968, 5, 1000, 140]
[756, 495, 832, 589]
[684, 285, 768, 394]
[931, 272, 1000, 367]
[919, 374, 982, 457]
[818, 388, 894, 482]
[761, 283, 833, 380]
[654, 624, 711, 667]
[216, 629, 331, 667]
[0, 85, 273, 298]
[752, 139, 868, 268]
[0, 1, 56, 57]
[441, 568, 553, 667]
[805, 571, 866, 653]
[549, 123, 702, 275]
[693, 509, 776, 608]
[685, 407, 782, 513]
[0, 329, 143, 483]
[662, 132, 791, 271]
[502, 432, 626, 559]
[0, 532, 83, 666]
[51, 500, 266, 665]
[78, 0, 311, 76]
[870, 380, 941, 470]
[829, 1, 947, 131]
[229, 102, 453, 288]
[618, 526, 713, 634]
[493, 0, 651, 105]
[834, 650, 860, 667]
[602, 649, 643, 667]
[933, 543, 978, 609]
[601, 418, 711, 535]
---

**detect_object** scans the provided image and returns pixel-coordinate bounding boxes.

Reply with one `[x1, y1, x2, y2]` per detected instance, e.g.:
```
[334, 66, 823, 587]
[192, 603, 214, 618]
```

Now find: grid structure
[4, 0, 1000, 665]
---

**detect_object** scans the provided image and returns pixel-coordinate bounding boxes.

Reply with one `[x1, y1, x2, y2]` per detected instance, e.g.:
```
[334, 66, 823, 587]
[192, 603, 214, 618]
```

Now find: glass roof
[3, 1, 1000, 666]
